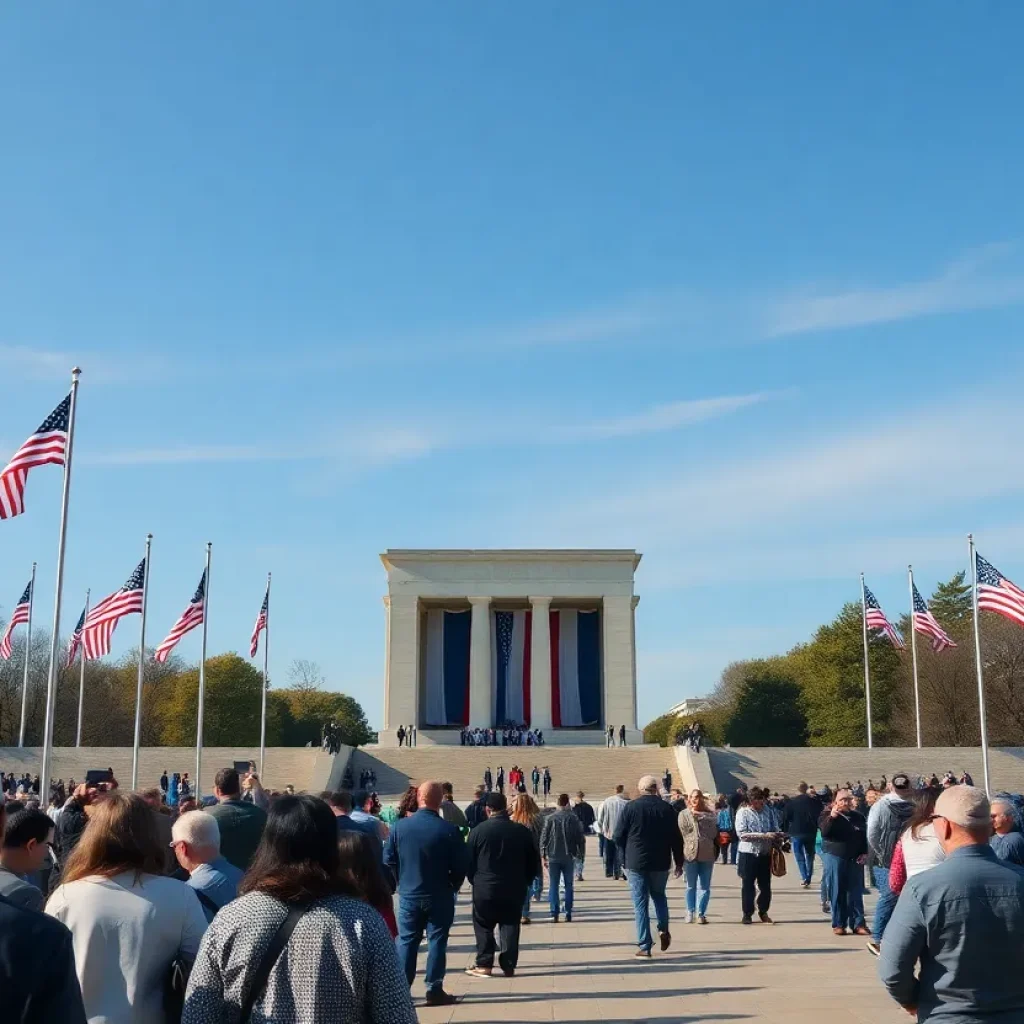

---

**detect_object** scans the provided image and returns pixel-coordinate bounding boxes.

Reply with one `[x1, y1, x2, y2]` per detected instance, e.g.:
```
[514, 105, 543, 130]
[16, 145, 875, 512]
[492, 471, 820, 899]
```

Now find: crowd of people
[482, 764, 553, 799]
[459, 723, 545, 746]
[674, 721, 705, 752]
[322, 719, 348, 753]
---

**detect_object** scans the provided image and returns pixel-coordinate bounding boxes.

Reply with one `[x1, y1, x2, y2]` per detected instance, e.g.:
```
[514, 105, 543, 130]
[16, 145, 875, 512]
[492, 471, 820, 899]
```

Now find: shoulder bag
[239, 903, 309, 1023]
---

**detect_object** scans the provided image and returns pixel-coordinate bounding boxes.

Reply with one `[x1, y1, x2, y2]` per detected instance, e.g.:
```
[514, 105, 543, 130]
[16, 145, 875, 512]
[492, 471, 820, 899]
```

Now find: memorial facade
[379, 549, 642, 746]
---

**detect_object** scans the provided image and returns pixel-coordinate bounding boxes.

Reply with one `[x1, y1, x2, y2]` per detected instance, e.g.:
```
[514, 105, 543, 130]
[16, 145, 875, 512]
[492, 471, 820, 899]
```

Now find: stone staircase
[0, 746, 329, 796]
[348, 744, 675, 802]
[706, 746, 1024, 795]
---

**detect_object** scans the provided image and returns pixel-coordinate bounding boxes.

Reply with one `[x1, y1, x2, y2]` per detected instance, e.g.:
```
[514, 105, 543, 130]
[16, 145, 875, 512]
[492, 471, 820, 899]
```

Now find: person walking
[183, 794, 416, 1023]
[483, 767, 493, 793]
[895, 788, 946, 881]
[716, 795, 738, 866]
[662, 768, 672, 793]
[865, 772, 914, 956]
[541, 794, 586, 922]
[465, 785, 489, 830]
[45, 792, 208, 1023]
[439, 783, 468, 829]
[781, 782, 822, 888]
[819, 789, 869, 936]
[542, 767, 552, 800]
[205, 767, 268, 871]
[678, 789, 718, 924]
[384, 782, 467, 1008]
[510, 794, 545, 923]
[613, 776, 684, 957]
[990, 797, 1024, 865]
[571, 792, 596, 881]
[879, 786, 1024, 1022]
[170, 811, 244, 923]
[597, 785, 631, 880]
[496, 766, 505, 796]
[531, 766, 540, 797]
[607, 725, 615, 748]
[735, 786, 783, 925]
[465, 793, 540, 978]
[619, 724, 627, 747]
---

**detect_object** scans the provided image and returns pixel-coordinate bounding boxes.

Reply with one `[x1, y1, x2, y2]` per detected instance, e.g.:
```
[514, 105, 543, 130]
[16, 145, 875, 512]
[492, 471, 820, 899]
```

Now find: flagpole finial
[71, 367, 81, 379]
[146, 532, 153, 541]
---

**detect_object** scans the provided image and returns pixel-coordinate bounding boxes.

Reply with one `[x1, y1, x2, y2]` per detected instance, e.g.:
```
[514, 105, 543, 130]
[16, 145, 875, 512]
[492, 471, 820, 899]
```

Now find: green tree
[267, 688, 372, 747]
[929, 571, 972, 629]
[724, 668, 807, 746]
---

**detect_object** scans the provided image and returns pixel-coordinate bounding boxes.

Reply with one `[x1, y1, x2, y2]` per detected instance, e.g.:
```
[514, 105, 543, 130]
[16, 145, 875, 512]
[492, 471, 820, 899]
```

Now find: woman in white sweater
[46, 792, 207, 1024]
[898, 787, 946, 879]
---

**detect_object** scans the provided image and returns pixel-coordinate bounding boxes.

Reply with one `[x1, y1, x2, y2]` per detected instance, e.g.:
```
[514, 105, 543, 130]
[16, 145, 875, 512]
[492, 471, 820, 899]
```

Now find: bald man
[385, 781, 468, 1008]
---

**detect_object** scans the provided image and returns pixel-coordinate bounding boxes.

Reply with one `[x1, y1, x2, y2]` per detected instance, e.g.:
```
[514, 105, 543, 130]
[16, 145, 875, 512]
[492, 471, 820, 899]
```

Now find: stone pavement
[415, 837, 908, 1023]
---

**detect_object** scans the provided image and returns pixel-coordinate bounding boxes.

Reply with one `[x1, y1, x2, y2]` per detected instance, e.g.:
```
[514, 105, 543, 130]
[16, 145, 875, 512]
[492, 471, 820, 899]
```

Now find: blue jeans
[684, 861, 713, 916]
[574, 854, 586, 880]
[521, 874, 542, 916]
[872, 865, 897, 942]
[548, 859, 574, 916]
[790, 836, 816, 884]
[822, 853, 865, 930]
[604, 839, 623, 878]
[397, 896, 455, 994]
[627, 869, 670, 951]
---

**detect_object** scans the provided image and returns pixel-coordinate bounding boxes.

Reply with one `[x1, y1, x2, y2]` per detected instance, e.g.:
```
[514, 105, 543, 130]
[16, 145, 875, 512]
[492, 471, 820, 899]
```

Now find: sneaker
[741, 915, 753, 925]
[465, 967, 493, 979]
[698, 915, 708, 925]
[821, 901, 831, 914]
[801, 880, 810, 888]
[426, 989, 462, 1005]
[521, 916, 531, 925]
[866, 941, 881, 957]
[634, 948, 652, 958]
[553, 913, 560, 923]
[686, 911, 695, 924]
[659, 929, 671, 952]
[758, 912, 774, 925]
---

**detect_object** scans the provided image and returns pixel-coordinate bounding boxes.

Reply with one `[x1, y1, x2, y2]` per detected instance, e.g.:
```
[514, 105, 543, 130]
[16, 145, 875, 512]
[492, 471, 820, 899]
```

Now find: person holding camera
[819, 789, 869, 936]
[50, 774, 119, 891]
[734, 786, 784, 924]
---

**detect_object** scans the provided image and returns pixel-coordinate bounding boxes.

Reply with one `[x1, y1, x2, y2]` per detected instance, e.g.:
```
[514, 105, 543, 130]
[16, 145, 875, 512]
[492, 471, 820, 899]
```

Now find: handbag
[717, 831, 731, 846]
[770, 845, 787, 878]
[239, 903, 309, 1023]
[164, 959, 191, 1024]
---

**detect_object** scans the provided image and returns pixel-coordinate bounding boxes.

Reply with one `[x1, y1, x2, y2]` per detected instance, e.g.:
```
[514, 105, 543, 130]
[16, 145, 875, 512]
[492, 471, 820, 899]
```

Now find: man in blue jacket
[385, 781, 468, 1008]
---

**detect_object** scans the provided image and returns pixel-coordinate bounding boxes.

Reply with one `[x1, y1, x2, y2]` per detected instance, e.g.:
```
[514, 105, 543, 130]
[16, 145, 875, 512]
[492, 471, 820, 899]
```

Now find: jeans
[521, 875, 542, 916]
[472, 900, 521, 974]
[397, 896, 455, 994]
[598, 833, 606, 859]
[684, 860, 714, 916]
[790, 835, 816, 884]
[872, 865, 897, 943]
[574, 853, 586, 880]
[822, 853, 865, 931]
[736, 852, 772, 918]
[627, 869, 670, 951]
[604, 838, 623, 878]
[548, 859, 574, 916]
[717, 838, 738, 865]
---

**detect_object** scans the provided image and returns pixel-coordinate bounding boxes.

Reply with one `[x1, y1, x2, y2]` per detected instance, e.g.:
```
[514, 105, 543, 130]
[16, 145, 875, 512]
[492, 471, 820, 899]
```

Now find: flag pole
[195, 542, 212, 800]
[17, 562, 37, 748]
[75, 588, 90, 747]
[968, 534, 992, 795]
[860, 572, 873, 749]
[259, 572, 271, 778]
[40, 368, 81, 793]
[908, 565, 922, 749]
[130, 535, 152, 790]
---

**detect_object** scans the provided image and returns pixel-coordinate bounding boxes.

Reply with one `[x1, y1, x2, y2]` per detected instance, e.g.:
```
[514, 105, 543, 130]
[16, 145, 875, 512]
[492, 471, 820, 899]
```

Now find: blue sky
[1, 4, 1022, 728]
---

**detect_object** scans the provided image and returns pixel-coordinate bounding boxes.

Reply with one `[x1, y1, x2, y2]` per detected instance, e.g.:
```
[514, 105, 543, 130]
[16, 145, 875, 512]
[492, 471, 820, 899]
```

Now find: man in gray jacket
[596, 785, 630, 880]
[879, 786, 1024, 1021]
[540, 794, 586, 922]
[865, 771, 913, 955]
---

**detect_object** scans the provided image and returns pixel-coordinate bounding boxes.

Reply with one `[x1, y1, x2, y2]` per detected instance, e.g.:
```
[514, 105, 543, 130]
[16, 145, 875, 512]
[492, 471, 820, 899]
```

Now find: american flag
[250, 585, 269, 658]
[82, 560, 146, 659]
[0, 393, 71, 520]
[912, 582, 957, 652]
[154, 571, 205, 663]
[66, 602, 88, 668]
[977, 554, 1024, 628]
[864, 584, 905, 648]
[0, 579, 33, 660]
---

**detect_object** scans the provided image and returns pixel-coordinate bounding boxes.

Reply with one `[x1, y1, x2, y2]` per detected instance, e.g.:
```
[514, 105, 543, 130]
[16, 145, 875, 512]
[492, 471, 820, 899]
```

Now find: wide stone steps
[707, 746, 1024, 795]
[348, 744, 674, 802]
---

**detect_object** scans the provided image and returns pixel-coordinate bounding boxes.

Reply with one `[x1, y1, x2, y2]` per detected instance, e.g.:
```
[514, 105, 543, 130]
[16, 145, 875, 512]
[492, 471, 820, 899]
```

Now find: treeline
[645, 572, 1024, 748]
[0, 632, 373, 749]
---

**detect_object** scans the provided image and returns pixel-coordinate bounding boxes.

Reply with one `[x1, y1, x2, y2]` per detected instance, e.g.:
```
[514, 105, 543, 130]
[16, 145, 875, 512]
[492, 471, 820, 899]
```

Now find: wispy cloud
[0, 345, 75, 379]
[763, 243, 1024, 338]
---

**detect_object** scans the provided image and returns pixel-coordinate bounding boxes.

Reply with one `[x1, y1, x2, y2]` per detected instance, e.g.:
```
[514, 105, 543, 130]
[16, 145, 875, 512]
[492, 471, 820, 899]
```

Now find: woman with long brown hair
[511, 792, 544, 923]
[45, 792, 208, 1023]
[336, 829, 398, 937]
[183, 794, 415, 1023]
[678, 789, 718, 924]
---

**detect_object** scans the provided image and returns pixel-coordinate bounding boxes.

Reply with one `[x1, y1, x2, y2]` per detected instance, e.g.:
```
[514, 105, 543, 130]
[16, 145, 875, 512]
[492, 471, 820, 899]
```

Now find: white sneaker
[686, 911, 695, 924]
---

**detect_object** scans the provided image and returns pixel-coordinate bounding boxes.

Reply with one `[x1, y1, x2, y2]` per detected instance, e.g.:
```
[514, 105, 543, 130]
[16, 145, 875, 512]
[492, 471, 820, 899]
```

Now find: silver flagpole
[17, 562, 37, 748]
[40, 368, 81, 793]
[130, 535, 152, 790]
[195, 542, 212, 800]
[860, 572, 874, 749]
[969, 534, 992, 795]
[75, 588, 90, 747]
[908, 565, 922, 749]
[259, 572, 271, 778]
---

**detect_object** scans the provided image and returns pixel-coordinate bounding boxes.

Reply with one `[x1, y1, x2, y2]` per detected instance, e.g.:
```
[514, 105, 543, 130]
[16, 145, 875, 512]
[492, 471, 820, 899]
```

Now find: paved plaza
[416, 837, 907, 1024]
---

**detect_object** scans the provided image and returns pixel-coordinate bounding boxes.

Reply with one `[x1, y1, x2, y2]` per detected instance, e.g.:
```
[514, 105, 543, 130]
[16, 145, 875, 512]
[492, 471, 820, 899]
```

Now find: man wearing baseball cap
[879, 786, 1024, 1021]
[865, 771, 914, 955]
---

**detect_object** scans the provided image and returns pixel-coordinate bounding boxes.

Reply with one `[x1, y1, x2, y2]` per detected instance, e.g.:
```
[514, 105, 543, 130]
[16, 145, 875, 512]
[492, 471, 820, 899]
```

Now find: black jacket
[781, 793, 823, 839]
[466, 812, 540, 905]
[0, 895, 87, 1024]
[572, 800, 596, 832]
[819, 809, 868, 860]
[465, 797, 488, 830]
[612, 795, 684, 872]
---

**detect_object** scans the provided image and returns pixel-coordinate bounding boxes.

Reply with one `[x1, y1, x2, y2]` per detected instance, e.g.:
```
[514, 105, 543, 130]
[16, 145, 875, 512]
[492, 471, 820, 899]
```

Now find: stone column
[631, 596, 640, 731]
[383, 594, 419, 744]
[383, 596, 392, 730]
[529, 597, 553, 730]
[603, 594, 638, 734]
[468, 597, 493, 728]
